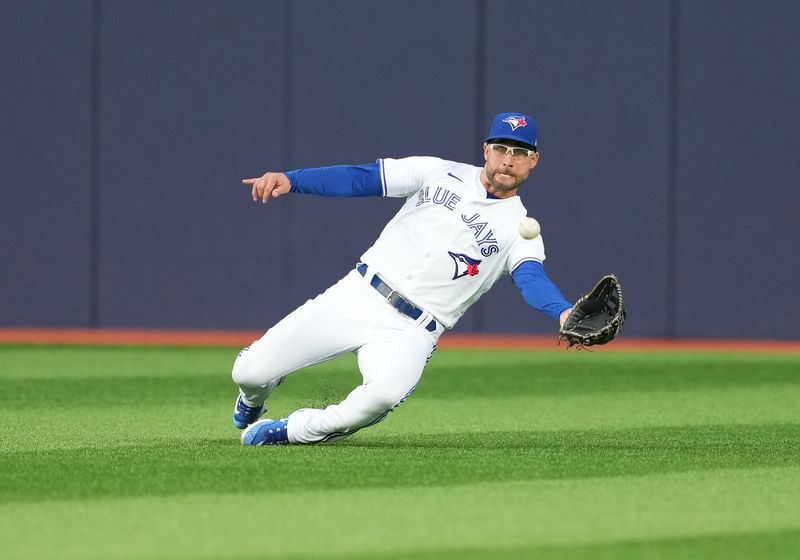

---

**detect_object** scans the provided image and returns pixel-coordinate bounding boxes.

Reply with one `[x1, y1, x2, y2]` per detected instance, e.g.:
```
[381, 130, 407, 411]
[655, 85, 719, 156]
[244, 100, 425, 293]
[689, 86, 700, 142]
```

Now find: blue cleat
[241, 418, 289, 446]
[233, 394, 265, 429]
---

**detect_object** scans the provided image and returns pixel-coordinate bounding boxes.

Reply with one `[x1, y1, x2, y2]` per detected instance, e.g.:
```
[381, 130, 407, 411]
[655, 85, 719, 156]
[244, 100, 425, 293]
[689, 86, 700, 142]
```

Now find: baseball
[518, 217, 541, 240]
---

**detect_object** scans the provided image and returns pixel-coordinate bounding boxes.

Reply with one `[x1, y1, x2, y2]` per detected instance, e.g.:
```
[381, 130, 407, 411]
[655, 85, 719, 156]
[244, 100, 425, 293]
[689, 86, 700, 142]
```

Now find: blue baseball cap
[485, 112, 537, 150]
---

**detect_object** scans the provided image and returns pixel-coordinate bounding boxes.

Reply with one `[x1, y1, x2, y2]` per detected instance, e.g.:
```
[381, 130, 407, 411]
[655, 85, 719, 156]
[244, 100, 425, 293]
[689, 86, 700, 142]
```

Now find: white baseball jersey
[360, 156, 546, 329]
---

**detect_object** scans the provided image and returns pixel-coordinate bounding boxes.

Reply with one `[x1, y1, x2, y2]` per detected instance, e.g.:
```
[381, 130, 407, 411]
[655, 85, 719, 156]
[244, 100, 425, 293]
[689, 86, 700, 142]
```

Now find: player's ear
[483, 143, 490, 161]
[529, 151, 540, 170]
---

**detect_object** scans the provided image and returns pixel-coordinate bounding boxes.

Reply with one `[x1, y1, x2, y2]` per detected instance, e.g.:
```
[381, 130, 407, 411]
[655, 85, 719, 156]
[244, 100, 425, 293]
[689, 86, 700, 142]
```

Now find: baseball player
[233, 112, 574, 446]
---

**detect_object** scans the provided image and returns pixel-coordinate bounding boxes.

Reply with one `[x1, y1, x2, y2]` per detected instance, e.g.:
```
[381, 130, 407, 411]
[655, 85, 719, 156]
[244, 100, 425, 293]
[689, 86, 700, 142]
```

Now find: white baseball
[518, 217, 541, 240]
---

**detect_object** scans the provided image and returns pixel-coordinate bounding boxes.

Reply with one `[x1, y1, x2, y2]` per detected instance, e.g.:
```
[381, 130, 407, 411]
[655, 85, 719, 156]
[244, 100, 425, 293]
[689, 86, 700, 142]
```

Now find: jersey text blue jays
[461, 212, 499, 257]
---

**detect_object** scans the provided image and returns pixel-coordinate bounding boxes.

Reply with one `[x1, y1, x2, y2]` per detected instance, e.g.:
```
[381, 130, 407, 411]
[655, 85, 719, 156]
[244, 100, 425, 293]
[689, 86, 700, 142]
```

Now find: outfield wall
[2, 1, 799, 338]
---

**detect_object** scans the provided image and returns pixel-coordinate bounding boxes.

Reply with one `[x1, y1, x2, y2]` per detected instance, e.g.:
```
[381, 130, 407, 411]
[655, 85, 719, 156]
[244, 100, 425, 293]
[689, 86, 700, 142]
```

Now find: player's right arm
[242, 157, 445, 203]
[242, 164, 383, 204]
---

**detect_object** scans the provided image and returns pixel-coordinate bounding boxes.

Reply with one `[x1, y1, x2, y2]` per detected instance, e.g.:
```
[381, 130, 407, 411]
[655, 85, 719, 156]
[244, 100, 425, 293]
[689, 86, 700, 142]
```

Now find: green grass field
[1, 344, 799, 559]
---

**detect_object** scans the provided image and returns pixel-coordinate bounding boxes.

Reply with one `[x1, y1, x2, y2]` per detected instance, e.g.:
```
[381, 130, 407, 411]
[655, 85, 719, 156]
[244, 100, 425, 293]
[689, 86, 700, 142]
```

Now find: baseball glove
[558, 274, 626, 348]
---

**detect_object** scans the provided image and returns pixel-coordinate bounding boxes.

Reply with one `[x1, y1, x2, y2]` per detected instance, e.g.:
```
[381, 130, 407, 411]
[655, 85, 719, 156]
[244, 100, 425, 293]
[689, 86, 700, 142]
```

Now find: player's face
[483, 141, 539, 194]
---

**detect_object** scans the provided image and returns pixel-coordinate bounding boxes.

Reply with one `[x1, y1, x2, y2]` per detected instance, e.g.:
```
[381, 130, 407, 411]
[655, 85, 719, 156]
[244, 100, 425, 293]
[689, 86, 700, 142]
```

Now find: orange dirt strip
[1, 328, 799, 354]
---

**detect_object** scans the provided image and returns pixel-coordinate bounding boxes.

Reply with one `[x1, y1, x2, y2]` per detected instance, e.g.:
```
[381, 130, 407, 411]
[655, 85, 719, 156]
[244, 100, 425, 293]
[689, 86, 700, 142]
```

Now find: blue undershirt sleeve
[511, 260, 573, 321]
[285, 163, 382, 197]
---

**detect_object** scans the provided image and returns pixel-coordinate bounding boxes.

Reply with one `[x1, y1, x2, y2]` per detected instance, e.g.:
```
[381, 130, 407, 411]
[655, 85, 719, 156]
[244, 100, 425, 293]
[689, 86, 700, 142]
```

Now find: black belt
[357, 263, 438, 332]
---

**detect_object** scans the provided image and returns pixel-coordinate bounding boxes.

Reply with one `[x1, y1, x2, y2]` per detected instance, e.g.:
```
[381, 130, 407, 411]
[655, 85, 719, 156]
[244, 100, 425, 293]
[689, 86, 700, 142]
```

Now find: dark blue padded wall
[96, 1, 290, 329]
[479, 1, 672, 335]
[2, 1, 798, 338]
[0, 2, 93, 326]
[675, 2, 800, 338]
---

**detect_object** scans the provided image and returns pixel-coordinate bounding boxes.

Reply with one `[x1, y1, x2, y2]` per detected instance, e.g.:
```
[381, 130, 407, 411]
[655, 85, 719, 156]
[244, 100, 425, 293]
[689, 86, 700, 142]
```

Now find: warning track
[1, 328, 799, 354]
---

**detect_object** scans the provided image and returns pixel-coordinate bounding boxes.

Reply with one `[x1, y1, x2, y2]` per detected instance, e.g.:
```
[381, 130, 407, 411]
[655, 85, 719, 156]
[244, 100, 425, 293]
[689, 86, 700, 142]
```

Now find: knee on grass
[362, 382, 414, 416]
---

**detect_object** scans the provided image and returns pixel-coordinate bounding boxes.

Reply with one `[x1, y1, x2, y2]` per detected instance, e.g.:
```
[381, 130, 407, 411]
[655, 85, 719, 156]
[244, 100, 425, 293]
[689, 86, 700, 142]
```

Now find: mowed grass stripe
[4, 365, 799, 408]
[300, 530, 800, 560]
[0, 345, 239, 380]
[2, 424, 797, 502]
[421, 351, 800, 397]
[411, 384, 800, 432]
[2, 344, 799, 389]
[2, 467, 798, 560]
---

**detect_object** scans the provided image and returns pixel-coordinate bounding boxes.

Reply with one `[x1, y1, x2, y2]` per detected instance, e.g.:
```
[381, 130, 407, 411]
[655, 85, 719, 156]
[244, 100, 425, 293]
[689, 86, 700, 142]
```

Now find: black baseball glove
[559, 274, 626, 348]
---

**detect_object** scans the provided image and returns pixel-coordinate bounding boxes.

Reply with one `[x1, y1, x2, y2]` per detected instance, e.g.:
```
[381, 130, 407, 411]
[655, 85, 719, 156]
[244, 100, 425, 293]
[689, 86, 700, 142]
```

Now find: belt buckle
[386, 290, 403, 309]
[385, 287, 431, 328]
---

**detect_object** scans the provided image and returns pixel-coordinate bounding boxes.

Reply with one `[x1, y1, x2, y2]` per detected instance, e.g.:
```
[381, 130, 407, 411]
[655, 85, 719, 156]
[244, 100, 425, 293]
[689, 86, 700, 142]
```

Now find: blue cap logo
[502, 116, 528, 131]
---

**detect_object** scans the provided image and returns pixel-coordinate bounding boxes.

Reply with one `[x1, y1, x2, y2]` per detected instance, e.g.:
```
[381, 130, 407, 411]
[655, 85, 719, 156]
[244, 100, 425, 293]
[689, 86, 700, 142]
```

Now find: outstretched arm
[511, 260, 573, 326]
[242, 163, 383, 204]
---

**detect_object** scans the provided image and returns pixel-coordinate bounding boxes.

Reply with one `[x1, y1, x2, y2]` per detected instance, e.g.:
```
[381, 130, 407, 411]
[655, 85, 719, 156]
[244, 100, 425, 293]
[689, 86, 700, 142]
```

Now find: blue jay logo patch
[448, 251, 482, 279]
[502, 116, 528, 131]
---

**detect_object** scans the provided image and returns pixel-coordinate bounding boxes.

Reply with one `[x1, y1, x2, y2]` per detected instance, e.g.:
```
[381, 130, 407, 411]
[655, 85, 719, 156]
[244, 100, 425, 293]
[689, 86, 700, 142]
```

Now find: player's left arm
[511, 260, 573, 326]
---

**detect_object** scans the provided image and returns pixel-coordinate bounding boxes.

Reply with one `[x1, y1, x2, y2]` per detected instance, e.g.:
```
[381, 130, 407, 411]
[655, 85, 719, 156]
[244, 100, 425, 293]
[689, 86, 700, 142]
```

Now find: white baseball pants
[231, 268, 443, 443]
